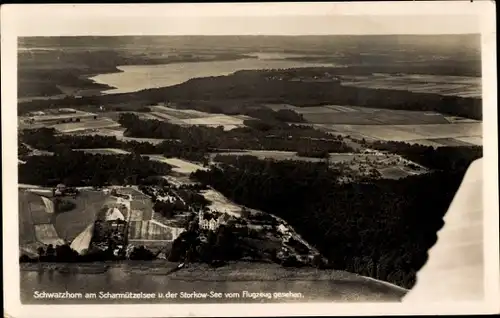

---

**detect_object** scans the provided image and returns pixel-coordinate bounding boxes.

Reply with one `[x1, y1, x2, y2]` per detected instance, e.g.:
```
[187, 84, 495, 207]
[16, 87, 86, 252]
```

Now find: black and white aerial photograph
[2, 2, 499, 317]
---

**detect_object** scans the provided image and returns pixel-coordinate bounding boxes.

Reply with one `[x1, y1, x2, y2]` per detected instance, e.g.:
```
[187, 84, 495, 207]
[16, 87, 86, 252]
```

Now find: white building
[198, 210, 221, 231]
[105, 207, 125, 221]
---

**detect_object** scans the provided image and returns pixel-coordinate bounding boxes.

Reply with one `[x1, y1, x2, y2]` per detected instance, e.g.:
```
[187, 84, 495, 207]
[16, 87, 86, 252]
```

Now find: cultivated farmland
[321, 123, 482, 145]
[34, 224, 65, 246]
[128, 220, 180, 241]
[73, 148, 131, 155]
[19, 191, 42, 245]
[149, 105, 249, 130]
[150, 105, 215, 119]
[339, 73, 481, 98]
[264, 104, 452, 125]
[200, 189, 244, 217]
[146, 156, 207, 175]
[69, 127, 167, 145]
[53, 190, 108, 241]
[52, 118, 120, 133]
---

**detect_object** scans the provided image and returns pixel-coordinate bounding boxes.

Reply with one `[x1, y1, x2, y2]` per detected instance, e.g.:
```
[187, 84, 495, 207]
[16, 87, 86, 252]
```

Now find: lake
[20, 262, 407, 304]
[89, 54, 338, 94]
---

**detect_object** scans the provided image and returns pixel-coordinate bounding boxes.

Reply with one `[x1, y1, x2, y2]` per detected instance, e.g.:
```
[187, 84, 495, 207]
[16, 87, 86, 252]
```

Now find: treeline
[168, 223, 243, 265]
[369, 141, 483, 171]
[296, 149, 330, 159]
[165, 70, 481, 120]
[276, 62, 481, 77]
[18, 143, 31, 159]
[118, 113, 353, 153]
[243, 108, 306, 123]
[18, 67, 481, 120]
[20, 128, 209, 164]
[191, 154, 475, 289]
[18, 152, 172, 187]
[19, 125, 353, 179]
[19, 243, 158, 263]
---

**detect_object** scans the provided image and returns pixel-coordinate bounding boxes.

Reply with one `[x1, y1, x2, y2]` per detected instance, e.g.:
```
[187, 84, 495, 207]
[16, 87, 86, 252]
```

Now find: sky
[2, 2, 487, 36]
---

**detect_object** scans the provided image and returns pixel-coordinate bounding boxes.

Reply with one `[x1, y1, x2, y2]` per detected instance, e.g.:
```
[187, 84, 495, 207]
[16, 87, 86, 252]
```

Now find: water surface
[90, 56, 338, 94]
[21, 262, 406, 304]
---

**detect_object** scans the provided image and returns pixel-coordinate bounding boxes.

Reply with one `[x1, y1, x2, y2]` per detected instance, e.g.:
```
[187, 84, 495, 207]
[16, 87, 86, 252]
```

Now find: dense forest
[19, 128, 209, 163]
[18, 67, 481, 120]
[18, 152, 172, 187]
[191, 152, 480, 289]
[19, 119, 353, 164]
[117, 113, 353, 153]
[18, 143, 31, 160]
[20, 243, 158, 263]
[368, 141, 483, 171]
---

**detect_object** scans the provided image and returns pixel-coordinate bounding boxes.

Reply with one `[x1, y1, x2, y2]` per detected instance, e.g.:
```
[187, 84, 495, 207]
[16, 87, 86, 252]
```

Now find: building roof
[105, 207, 125, 221]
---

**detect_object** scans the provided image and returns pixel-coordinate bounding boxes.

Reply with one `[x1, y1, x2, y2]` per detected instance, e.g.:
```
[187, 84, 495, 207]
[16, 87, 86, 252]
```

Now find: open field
[378, 166, 417, 179]
[98, 111, 158, 122]
[73, 148, 131, 155]
[151, 105, 216, 119]
[200, 189, 243, 217]
[19, 186, 159, 250]
[454, 136, 483, 146]
[180, 115, 251, 130]
[22, 109, 98, 122]
[128, 220, 181, 241]
[19, 191, 54, 226]
[19, 189, 109, 246]
[339, 73, 481, 98]
[405, 137, 478, 147]
[67, 127, 168, 145]
[317, 123, 482, 145]
[129, 209, 145, 222]
[150, 105, 250, 130]
[19, 191, 42, 244]
[146, 156, 207, 175]
[53, 191, 108, 241]
[52, 118, 121, 133]
[264, 103, 454, 125]
[34, 224, 65, 246]
[444, 116, 480, 124]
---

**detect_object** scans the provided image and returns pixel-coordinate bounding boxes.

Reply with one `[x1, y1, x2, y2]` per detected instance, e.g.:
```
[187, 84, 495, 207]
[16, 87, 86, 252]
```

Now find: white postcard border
[2, 2, 498, 317]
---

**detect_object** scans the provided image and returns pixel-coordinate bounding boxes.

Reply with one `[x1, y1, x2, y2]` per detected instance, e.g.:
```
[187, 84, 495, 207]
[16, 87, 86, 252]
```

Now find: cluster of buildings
[70, 195, 130, 257]
[21, 108, 99, 126]
[139, 185, 179, 204]
[52, 183, 79, 197]
[197, 210, 232, 231]
[265, 71, 340, 82]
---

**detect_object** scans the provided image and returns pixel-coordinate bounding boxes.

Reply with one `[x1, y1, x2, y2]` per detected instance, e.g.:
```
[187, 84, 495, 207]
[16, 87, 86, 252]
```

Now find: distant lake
[89, 54, 338, 94]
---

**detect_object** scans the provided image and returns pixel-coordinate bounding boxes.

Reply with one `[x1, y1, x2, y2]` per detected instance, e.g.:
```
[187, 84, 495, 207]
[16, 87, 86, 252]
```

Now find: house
[208, 218, 219, 231]
[53, 183, 67, 196]
[198, 210, 221, 231]
[277, 224, 287, 233]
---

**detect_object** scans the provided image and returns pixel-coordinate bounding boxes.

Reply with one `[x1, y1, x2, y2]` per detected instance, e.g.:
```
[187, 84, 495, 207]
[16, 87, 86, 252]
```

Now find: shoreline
[19, 260, 407, 291]
[19, 54, 259, 101]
